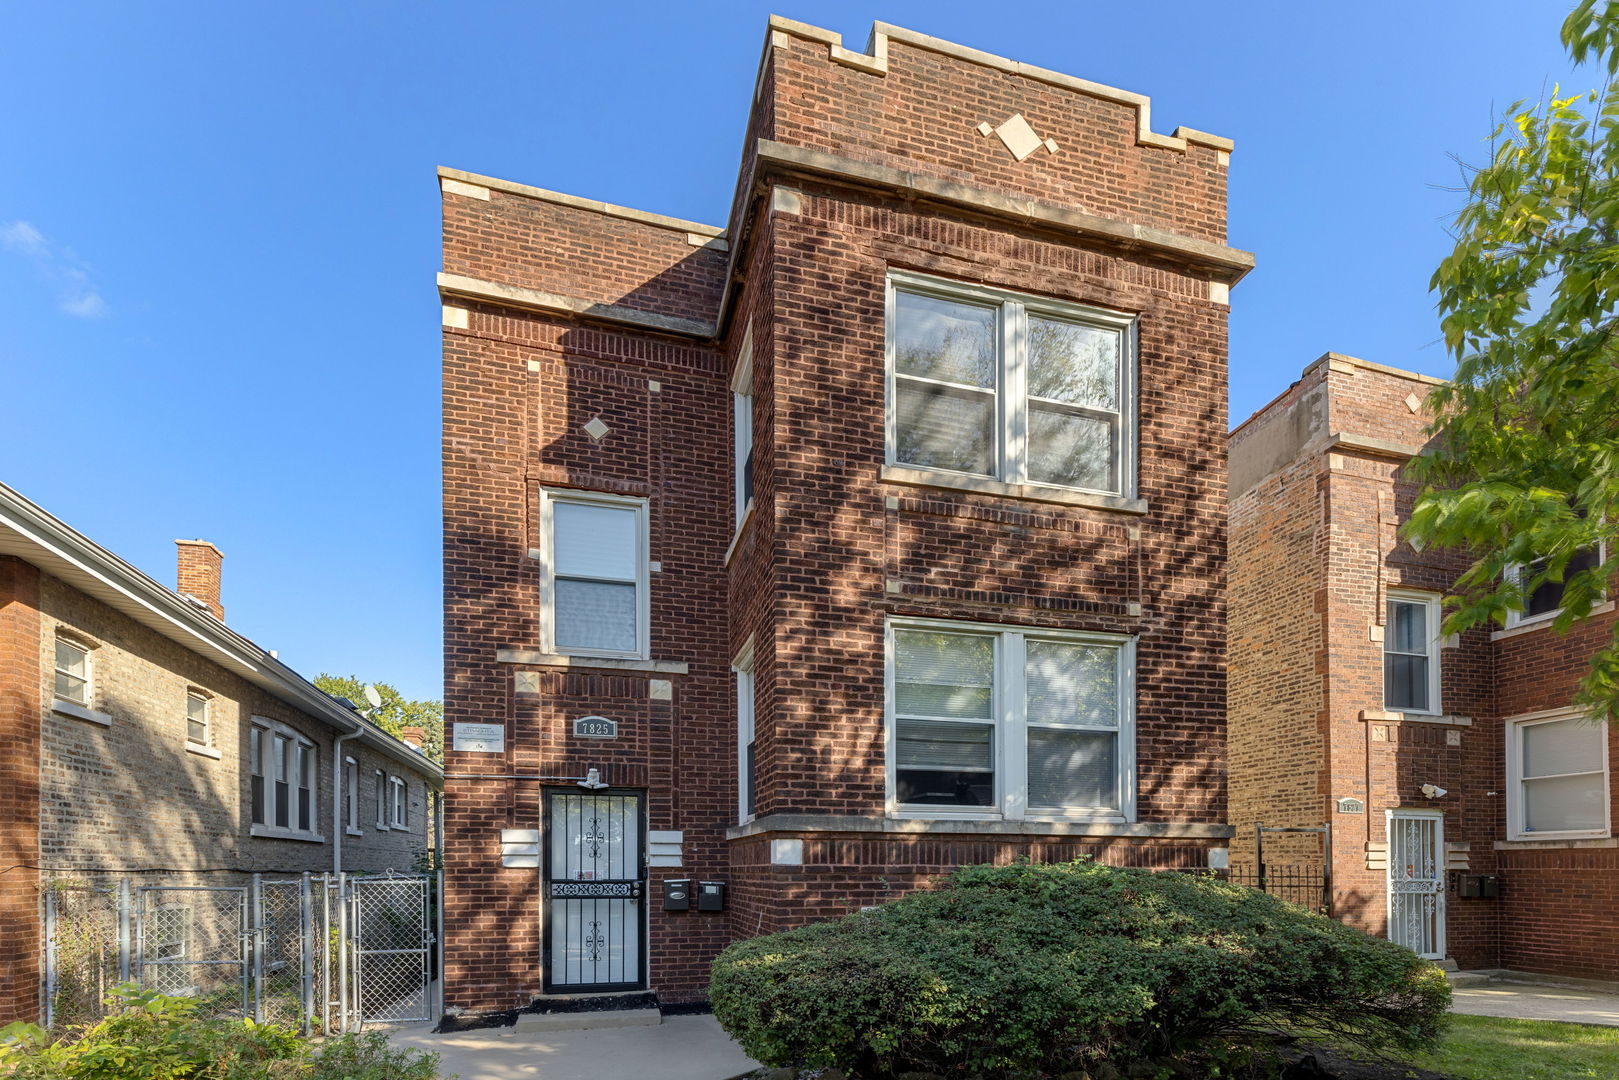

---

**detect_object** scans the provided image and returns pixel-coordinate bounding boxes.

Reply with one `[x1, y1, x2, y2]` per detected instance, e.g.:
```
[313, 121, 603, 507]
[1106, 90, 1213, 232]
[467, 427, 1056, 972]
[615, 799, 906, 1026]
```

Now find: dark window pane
[274, 782, 289, 828]
[298, 788, 310, 832]
[893, 291, 996, 387]
[1027, 729, 1117, 810]
[1027, 405, 1114, 491]
[896, 768, 994, 806]
[251, 776, 264, 826]
[1523, 547, 1599, 618]
[895, 380, 994, 475]
[1385, 653, 1429, 711]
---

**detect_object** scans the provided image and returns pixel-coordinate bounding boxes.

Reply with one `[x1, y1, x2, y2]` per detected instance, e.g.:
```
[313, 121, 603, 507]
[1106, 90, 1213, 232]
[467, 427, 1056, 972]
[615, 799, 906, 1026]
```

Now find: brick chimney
[175, 540, 224, 621]
[398, 726, 426, 752]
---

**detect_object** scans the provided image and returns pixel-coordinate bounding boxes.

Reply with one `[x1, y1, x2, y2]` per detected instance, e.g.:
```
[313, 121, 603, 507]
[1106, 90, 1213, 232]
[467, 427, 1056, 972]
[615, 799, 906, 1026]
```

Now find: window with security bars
[542, 490, 649, 659]
[1509, 713, 1610, 839]
[54, 636, 90, 705]
[886, 272, 1136, 497]
[1384, 592, 1439, 714]
[889, 620, 1134, 819]
[185, 692, 209, 745]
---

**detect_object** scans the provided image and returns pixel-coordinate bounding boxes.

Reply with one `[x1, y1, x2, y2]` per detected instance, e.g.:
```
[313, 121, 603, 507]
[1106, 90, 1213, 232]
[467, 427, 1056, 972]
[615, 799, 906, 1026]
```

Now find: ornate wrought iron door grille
[543, 790, 646, 992]
[1388, 812, 1445, 959]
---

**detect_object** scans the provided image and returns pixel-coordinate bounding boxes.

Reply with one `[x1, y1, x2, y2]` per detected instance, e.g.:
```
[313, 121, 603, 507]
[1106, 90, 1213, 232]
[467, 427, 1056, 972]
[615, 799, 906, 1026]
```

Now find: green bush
[710, 859, 1451, 1078]
[0, 986, 448, 1080]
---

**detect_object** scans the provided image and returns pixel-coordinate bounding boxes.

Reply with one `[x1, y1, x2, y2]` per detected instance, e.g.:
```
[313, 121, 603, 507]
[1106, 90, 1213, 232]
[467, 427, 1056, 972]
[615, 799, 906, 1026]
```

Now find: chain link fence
[41, 871, 437, 1034]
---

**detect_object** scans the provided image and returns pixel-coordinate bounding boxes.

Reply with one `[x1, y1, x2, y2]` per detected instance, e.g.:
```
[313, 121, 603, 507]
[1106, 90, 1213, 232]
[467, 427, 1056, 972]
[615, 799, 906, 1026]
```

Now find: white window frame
[734, 637, 756, 826]
[883, 616, 1137, 823]
[53, 634, 92, 707]
[389, 775, 408, 829]
[185, 690, 211, 746]
[343, 756, 360, 834]
[538, 488, 651, 660]
[1506, 541, 1608, 629]
[249, 717, 322, 841]
[884, 270, 1138, 500]
[1506, 708, 1611, 841]
[733, 328, 755, 527]
[1384, 589, 1442, 716]
[374, 769, 388, 830]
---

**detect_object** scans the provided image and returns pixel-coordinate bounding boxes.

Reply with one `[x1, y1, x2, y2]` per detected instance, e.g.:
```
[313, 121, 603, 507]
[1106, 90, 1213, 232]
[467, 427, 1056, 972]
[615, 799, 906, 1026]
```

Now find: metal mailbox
[662, 878, 691, 911]
[697, 881, 726, 912]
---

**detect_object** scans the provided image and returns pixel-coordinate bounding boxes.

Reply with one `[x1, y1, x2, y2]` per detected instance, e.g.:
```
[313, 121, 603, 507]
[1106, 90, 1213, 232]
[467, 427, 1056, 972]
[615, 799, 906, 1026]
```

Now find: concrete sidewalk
[1451, 983, 1619, 1027]
[389, 1014, 759, 1080]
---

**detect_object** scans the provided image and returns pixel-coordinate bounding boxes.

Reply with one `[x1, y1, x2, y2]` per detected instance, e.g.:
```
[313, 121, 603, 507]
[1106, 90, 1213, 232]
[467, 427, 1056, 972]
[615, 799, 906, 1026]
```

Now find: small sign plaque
[453, 722, 505, 753]
[1336, 797, 1366, 814]
[574, 715, 619, 739]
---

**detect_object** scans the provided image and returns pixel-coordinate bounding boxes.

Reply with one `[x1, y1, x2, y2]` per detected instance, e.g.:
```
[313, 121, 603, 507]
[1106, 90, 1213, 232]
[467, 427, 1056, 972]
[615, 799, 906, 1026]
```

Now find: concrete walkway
[1451, 983, 1619, 1027]
[389, 1014, 758, 1080]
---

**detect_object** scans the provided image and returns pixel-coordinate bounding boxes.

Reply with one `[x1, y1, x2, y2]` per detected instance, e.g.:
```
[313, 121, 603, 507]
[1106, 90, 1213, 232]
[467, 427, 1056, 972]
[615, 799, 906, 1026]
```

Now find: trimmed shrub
[710, 859, 1450, 1078]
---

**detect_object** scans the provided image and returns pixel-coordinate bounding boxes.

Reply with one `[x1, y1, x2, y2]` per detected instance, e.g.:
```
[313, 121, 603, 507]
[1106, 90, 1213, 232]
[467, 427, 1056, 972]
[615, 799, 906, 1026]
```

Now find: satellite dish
[363, 684, 383, 710]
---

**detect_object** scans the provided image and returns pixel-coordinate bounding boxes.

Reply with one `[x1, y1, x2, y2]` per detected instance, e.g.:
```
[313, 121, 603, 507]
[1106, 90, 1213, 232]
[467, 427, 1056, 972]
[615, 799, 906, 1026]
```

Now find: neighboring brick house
[1229, 352, 1619, 979]
[0, 481, 442, 1023]
[439, 16, 1250, 1011]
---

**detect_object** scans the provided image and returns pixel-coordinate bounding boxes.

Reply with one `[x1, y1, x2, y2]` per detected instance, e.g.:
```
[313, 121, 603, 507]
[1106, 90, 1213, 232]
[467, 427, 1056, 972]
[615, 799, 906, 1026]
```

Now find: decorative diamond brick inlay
[982, 113, 1058, 162]
[582, 416, 611, 441]
[1404, 393, 1422, 414]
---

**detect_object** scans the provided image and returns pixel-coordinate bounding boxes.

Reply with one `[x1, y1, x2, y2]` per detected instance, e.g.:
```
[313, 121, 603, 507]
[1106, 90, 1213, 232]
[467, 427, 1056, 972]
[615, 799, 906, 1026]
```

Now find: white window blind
[545, 492, 648, 658]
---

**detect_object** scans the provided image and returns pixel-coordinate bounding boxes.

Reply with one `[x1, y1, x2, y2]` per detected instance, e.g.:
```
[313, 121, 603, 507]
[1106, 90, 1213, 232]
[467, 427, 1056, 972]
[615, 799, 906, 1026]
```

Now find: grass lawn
[1400, 1014, 1619, 1079]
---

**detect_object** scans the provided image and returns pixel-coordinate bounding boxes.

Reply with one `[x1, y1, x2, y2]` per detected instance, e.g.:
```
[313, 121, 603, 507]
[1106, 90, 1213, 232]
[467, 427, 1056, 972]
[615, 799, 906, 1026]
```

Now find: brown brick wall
[0, 556, 43, 1024]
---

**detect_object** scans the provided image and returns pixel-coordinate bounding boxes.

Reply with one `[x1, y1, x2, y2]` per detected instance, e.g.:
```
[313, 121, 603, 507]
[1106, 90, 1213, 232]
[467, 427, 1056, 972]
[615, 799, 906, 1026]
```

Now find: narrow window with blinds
[543, 490, 649, 659]
[1384, 591, 1440, 714]
[888, 619, 1135, 820]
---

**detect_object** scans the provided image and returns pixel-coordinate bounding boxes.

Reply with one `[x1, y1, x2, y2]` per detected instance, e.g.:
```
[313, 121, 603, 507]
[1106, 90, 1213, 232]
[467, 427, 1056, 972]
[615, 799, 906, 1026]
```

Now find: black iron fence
[1226, 865, 1331, 915]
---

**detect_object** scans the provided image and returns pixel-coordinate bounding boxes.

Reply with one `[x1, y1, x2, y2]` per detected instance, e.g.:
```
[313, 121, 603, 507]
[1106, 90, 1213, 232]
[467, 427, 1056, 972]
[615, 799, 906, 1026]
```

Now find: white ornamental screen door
[544, 791, 645, 992]
[1387, 810, 1445, 959]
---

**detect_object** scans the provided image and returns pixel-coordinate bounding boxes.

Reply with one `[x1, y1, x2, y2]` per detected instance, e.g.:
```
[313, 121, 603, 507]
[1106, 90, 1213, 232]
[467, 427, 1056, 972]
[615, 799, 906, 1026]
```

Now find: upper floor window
[54, 636, 91, 705]
[887, 618, 1136, 821]
[540, 489, 650, 659]
[886, 272, 1137, 498]
[389, 775, 408, 828]
[1507, 542, 1606, 628]
[1384, 591, 1440, 715]
[1507, 711, 1610, 839]
[733, 329, 754, 525]
[186, 691, 210, 745]
[250, 719, 318, 839]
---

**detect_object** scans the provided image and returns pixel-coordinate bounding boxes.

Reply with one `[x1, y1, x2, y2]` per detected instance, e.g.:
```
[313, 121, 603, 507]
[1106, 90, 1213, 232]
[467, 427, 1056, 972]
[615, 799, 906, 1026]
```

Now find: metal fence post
[250, 874, 263, 1023]
[1321, 822, 1334, 916]
[43, 885, 57, 1030]
[300, 873, 314, 1036]
[337, 873, 350, 1033]
[117, 878, 131, 982]
[1255, 821, 1267, 895]
[320, 875, 331, 1034]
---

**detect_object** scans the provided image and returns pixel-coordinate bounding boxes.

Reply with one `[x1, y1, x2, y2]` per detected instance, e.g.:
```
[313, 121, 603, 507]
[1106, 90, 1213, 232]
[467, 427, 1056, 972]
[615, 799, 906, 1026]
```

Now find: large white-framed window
[53, 635, 92, 706]
[885, 271, 1138, 499]
[734, 637, 756, 825]
[1507, 710, 1611, 840]
[389, 775, 408, 829]
[884, 617, 1136, 821]
[250, 718, 320, 840]
[539, 488, 651, 660]
[1384, 590, 1441, 715]
[1506, 542, 1607, 628]
[733, 328, 754, 526]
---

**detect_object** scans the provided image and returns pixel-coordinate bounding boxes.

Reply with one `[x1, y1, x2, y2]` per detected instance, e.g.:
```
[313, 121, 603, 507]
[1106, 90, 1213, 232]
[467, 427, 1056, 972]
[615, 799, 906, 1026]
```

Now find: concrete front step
[515, 1007, 662, 1033]
[1447, 970, 1492, 988]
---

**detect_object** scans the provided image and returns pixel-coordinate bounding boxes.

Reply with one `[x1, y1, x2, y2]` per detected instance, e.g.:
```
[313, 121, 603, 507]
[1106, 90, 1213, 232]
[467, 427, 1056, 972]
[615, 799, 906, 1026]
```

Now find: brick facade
[1230, 352, 1619, 978]
[0, 488, 440, 1023]
[441, 16, 1247, 1011]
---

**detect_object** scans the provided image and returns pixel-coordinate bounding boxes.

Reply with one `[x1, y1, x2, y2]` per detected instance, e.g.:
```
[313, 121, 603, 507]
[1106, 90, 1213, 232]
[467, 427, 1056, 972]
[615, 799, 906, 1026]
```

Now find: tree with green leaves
[313, 674, 444, 762]
[1406, 0, 1619, 719]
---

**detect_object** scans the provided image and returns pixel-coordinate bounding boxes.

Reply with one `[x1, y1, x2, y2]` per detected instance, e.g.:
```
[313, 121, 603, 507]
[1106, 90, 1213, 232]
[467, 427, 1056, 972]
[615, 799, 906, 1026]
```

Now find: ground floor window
[887, 617, 1135, 820]
[1508, 710, 1610, 839]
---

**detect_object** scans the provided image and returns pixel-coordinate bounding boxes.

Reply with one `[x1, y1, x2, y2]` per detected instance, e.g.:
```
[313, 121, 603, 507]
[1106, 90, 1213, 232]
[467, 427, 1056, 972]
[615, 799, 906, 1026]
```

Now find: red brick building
[440, 16, 1251, 1011]
[1229, 353, 1619, 980]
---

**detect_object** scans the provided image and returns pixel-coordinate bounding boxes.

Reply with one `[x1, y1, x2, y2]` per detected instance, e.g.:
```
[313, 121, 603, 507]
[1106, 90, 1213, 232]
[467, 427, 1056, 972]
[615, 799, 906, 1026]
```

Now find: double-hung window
[54, 636, 91, 706]
[1507, 542, 1606, 628]
[733, 330, 754, 525]
[1384, 591, 1440, 714]
[1508, 711, 1610, 839]
[541, 489, 650, 659]
[250, 719, 318, 839]
[389, 775, 408, 828]
[886, 272, 1137, 498]
[343, 756, 359, 832]
[374, 770, 387, 829]
[887, 618, 1135, 820]
[186, 692, 210, 746]
[734, 639, 756, 824]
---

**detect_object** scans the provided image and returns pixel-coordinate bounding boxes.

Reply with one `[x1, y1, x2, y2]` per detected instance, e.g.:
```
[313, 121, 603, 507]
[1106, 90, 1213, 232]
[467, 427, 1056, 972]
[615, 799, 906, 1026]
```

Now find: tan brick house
[0, 481, 442, 1023]
[439, 16, 1250, 1011]
[1229, 352, 1619, 979]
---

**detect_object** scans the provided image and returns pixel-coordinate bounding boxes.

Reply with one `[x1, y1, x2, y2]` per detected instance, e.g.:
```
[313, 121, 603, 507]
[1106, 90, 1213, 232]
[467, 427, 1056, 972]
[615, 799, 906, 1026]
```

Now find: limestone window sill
[52, 699, 111, 727]
[184, 742, 223, 760]
[1493, 601, 1615, 641]
[346, 827, 364, 837]
[879, 465, 1148, 514]
[496, 648, 689, 675]
[1360, 709, 1472, 726]
[1494, 836, 1615, 850]
[250, 824, 325, 843]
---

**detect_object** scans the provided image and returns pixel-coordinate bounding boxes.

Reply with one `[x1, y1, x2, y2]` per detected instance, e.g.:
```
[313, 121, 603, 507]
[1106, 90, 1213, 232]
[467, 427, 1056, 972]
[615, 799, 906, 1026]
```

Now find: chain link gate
[43, 872, 439, 1033]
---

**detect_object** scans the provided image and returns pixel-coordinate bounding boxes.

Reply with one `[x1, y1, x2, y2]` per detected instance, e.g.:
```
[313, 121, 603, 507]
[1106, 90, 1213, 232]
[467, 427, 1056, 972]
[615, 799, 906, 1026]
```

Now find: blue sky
[0, 1, 1582, 701]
